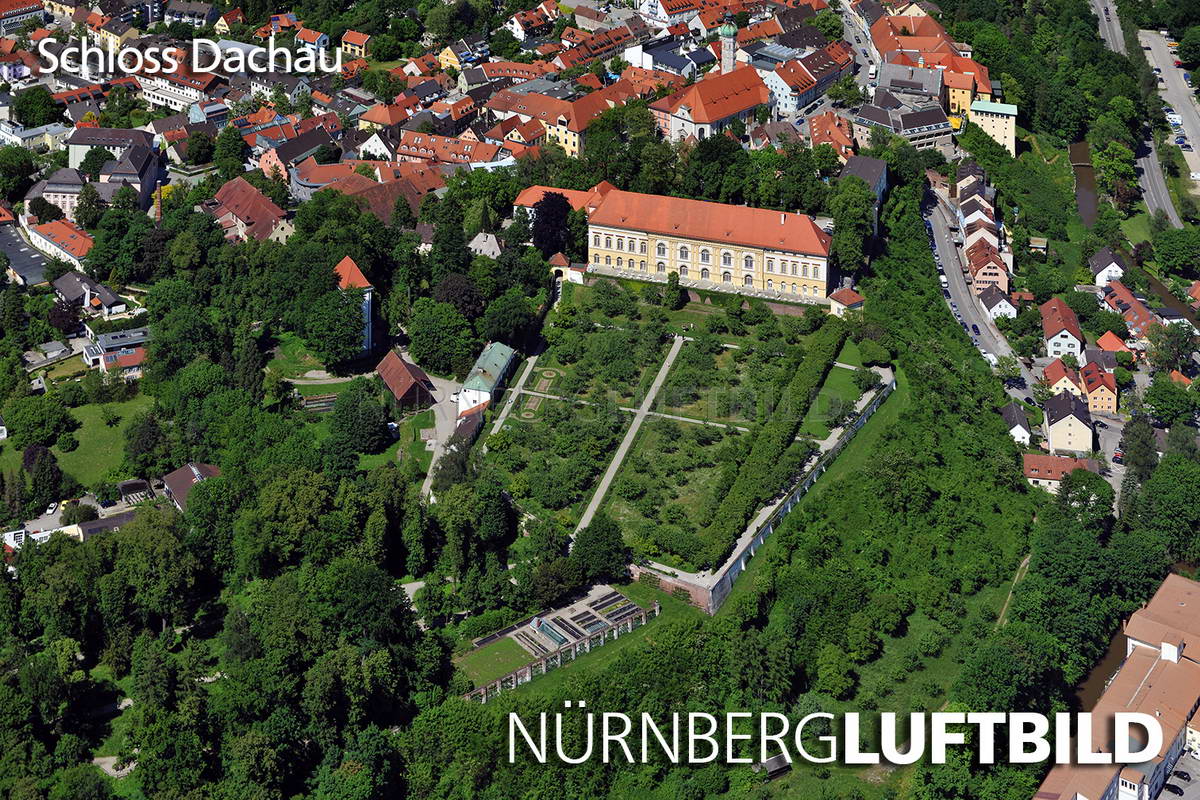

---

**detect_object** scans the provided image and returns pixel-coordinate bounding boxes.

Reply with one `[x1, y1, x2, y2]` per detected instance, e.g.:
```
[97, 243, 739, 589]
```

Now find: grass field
[836, 338, 862, 367]
[267, 331, 323, 381]
[295, 380, 356, 398]
[455, 636, 532, 687]
[0, 395, 154, 487]
[796, 366, 863, 439]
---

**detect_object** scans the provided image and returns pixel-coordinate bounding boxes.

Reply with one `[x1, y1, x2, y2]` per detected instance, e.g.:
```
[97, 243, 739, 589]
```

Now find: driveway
[0, 225, 47, 286]
[419, 367, 462, 497]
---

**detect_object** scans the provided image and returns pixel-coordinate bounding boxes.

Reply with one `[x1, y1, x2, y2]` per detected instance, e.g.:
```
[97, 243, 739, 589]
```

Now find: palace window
[722, 252, 732, 267]
[722, 271, 731, 283]
[701, 268, 710, 280]
[743, 274, 753, 286]
[700, 249, 711, 264]
[679, 245, 689, 260]
[743, 255, 753, 270]
[657, 242, 666, 257]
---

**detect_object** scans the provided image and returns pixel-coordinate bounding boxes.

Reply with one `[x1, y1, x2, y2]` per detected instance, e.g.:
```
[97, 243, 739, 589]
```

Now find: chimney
[780, 213, 785, 224]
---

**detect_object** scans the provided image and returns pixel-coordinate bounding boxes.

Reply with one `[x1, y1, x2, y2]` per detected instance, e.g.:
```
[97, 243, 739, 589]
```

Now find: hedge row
[696, 317, 848, 568]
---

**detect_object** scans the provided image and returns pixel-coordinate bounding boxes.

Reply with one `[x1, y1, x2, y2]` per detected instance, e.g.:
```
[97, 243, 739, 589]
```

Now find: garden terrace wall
[696, 317, 849, 567]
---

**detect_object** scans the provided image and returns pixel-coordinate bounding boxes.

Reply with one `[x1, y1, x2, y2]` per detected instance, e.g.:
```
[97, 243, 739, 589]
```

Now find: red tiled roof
[650, 65, 770, 125]
[376, 350, 433, 404]
[1097, 330, 1131, 353]
[1039, 297, 1082, 342]
[342, 29, 370, 47]
[1042, 358, 1078, 389]
[590, 189, 831, 257]
[828, 287, 864, 306]
[1022, 453, 1096, 481]
[208, 176, 285, 241]
[33, 219, 93, 259]
[334, 255, 372, 289]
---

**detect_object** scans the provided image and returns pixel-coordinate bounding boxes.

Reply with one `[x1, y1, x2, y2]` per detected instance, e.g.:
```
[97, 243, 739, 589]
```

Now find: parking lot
[0, 225, 47, 286]
[1164, 751, 1200, 799]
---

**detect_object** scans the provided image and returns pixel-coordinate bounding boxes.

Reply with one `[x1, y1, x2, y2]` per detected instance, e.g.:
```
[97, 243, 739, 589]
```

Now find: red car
[1176, 59, 1183, 66]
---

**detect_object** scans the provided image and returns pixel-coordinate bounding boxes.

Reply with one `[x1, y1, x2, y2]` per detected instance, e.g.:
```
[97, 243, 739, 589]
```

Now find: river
[1069, 141, 1099, 227]
[1074, 628, 1126, 710]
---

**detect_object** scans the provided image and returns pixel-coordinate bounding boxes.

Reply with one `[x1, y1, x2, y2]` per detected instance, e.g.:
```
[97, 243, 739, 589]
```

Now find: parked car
[971, 324, 981, 335]
[1163, 784, 1184, 797]
[1112, 449, 1124, 464]
[942, 289, 951, 298]
[1184, 144, 1195, 151]
[1024, 396, 1036, 406]
[45, 502, 58, 516]
[1173, 770, 1191, 781]
[1095, 420, 1108, 429]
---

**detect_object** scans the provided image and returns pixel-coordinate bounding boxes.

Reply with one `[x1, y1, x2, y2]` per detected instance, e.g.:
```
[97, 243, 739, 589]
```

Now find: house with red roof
[1101, 280, 1159, 340]
[650, 65, 770, 142]
[1039, 297, 1083, 359]
[1022, 453, 1098, 494]
[376, 350, 434, 410]
[100, 346, 146, 379]
[341, 29, 371, 59]
[334, 256, 374, 352]
[1096, 329, 1132, 356]
[200, 177, 291, 243]
[807, 111, 855, 162]
[828, 287, 865, 317]
[28, 219, 93, 268]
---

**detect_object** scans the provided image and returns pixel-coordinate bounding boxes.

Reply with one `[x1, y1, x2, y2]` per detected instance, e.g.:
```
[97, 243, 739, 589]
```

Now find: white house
[1040, 298, 1083, 359]
[457, 341, 517, 417]
[1000, 402, 1030, 446]
[978, 285, 1016, 319]
[1088, 246, 1126, 288]
[295, 27, 330, 55]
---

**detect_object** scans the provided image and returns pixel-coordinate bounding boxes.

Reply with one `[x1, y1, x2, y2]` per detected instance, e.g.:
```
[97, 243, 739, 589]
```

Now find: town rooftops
[978, 285, 1011, 312]
[1039, 297, 1083, 342]
[52, 271, 119, 307]
[827, 286, 864, 306]
[514, 181, 614, 212]
[1044, 391, 1091, 427]
[649, 65, 770, 125]
[1096, 329, 1132, 353]
[162, 462, 220, 512]
[1125, 573, 1200, 655]
[999, 401, 1029, 433]
[463, 341, 516, 393]
[589, 188, 832, 257]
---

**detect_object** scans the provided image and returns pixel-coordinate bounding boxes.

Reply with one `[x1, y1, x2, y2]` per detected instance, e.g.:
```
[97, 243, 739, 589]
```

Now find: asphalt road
[1141, 30, 1200, 179]
[1086, 0, 1184, 227]
[924, 195, 1036, 400]
[0, 225, 47, 286]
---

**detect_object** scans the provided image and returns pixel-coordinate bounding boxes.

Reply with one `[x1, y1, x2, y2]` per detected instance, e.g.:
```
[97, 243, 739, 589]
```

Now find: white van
[868, 64, 877, 81]
[939, 275, 949, 288]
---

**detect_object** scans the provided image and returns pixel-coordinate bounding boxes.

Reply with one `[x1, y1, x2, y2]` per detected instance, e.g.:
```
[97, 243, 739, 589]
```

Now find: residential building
[163, 0, 215, 27]
[587, 186, 832, 299]
[759, 59, 816, 116]
[334, 256, 373, 352]
[839, 156, 887, 234]
[438, 35, 488, 72]
[1000, 401, 1030, 445]
[1084, 247, 1126, 287]
[341, 29, 370, 59]
[162, 462, 220, 512]
[1042, 358, 1082, 398]
[0, 0, 42, 34]
[1043, 391, 1093, 455]
[65, 126, 154, 169]
[457, 341, 516, 417]
[1040, 297, 1083, 359]
[52, 271, 126, 317]
[877, 59, 944, 107]
[258, 126, 335, 178]
[295, 26, 329, 55]
[1101, 280, 1158, 339]
[650, 65, 770, 142]
[1079, 361, 1118, 416]
[808, 111, 855, 162]
[965, 239, 1008, 296]
[1021, 453, 1098, 494]
[94, 326, 148, 353]
[100, 346, 145, 378]
[505, 1, 557, 41]
[978, 284, 1015, 319]
[967, 99, 1017, 156]
[1097, 329, 1133, 358]
[199, 176, 291, 242]
[213, 7, 243, 34]
[638, 0, 701, 26]
[28, 218, 93, 267]
[1037, 574, 1200, 800]
[827, 286, 864, 317]
[377, 350, 434, 410]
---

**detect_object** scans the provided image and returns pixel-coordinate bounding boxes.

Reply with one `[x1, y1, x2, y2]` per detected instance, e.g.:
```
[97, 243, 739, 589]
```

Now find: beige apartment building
[585, 188, 832, 299]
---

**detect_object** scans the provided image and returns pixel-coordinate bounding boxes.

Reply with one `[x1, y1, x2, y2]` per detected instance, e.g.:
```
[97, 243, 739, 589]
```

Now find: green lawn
[1120, 205, 1152, 245]
[303, 408, 434, 473]
[295, 380, 356, 397]
[796, 366, 863, 439]
[835, 338, 863, 367]
[267, 331, 324, 381]
[0, 395, 154, 488]
[455, 636, 532, 687]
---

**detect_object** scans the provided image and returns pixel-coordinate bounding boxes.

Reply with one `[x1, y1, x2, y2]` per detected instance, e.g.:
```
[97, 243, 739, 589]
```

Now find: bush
[56, 432, 78, 452]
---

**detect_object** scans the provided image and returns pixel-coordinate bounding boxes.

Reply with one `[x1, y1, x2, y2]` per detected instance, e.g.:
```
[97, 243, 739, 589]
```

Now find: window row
[593, 234, 649, 254]
[765, 259, 821, 279]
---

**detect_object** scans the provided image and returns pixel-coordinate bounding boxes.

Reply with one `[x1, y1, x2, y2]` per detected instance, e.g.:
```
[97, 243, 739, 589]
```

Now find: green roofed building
[456, 341, 517, 417]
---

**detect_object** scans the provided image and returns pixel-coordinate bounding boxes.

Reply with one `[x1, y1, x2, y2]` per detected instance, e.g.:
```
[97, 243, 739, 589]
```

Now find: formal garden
[483, 397, 630, 528]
